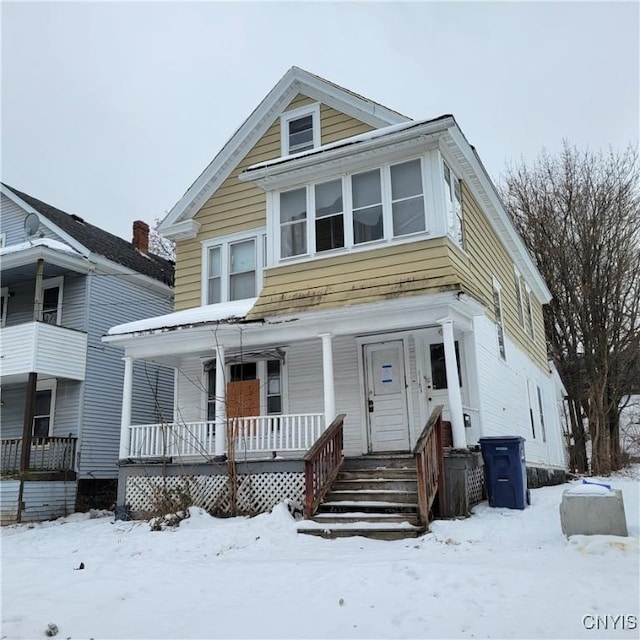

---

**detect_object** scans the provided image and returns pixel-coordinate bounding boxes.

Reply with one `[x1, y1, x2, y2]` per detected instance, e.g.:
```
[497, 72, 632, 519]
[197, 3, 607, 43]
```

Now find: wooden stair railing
[303, 414, 345, 519]
[413, 405, 445, 526]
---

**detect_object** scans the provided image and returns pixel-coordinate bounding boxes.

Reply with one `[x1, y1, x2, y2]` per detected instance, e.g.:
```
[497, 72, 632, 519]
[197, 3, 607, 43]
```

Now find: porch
[1, 436, 77, 476]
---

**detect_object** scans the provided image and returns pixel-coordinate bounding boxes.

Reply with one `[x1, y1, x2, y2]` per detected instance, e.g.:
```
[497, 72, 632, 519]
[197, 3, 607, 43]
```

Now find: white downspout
[439, 318, 466, 449]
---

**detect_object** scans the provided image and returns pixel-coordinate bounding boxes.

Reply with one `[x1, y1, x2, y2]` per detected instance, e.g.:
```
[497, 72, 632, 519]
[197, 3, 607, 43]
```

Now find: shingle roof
[3, 185, 174, 286]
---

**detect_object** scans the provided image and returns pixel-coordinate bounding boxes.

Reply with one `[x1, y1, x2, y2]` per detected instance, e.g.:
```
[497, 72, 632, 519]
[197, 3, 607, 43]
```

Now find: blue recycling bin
[479, 436, 529, 509]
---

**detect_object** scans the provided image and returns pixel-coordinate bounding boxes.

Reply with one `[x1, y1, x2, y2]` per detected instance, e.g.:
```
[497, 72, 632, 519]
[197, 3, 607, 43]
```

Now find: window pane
[391, 160, 423, 200]
[392, 197, 426, 236]
[208, 277, 221, 304]
[267, 360, 280, 375]
[208, 247, 221, 278]
[316, 215, 344, 252]
[430, 342, 461, 390]
[281, 222, 307, 257]
[230, 271, 255, 300]
[280, 188, 307, 224]
[33, 417, 50, 438]
[352, 170, 381, 209]
[267, 396, 282, 414]
[353, 205, 383, 244]
[230, 362, 257, 381]
[315, 180, 343, 217]
[35, 390, 52, 416]
[230, 240, 255, 274]
[288, 115, 314, 152]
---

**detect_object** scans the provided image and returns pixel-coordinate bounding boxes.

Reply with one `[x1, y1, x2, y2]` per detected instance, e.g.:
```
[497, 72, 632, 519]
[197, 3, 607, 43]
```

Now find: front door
[363, 341, 410, 452]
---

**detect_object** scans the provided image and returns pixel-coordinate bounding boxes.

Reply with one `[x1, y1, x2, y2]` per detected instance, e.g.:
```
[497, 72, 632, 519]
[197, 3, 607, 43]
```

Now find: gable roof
[158, 66, 409, 237]
[1, 184, 174, 286]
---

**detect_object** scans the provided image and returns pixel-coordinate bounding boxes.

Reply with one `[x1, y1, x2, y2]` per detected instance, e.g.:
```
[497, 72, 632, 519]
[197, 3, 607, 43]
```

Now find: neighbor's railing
[303, 414, 345, 519]
[125, 413, 326, 459]
[1, 436, 77, 474]
[413, 405, 445, 526]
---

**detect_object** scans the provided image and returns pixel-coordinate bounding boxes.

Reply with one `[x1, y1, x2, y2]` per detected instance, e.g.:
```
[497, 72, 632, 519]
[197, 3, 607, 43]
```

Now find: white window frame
[514, 267, 525, 329]
[0, 287, 8, 327]
[442, 160, 464, 248]
[280, 103, 321, 156]
[274, 156, 430, 262]
[523, 283, 535, 340]
[34, 378, 57, 438]
[536, 384, 547, 442]
[201, 229, 266, 305]
[41, 276, 64, 326]
[492, 278, 506, 361]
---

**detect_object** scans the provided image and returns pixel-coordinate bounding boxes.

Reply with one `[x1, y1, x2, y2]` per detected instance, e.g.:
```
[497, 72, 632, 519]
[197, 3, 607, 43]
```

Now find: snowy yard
[2, 470, 638, 640]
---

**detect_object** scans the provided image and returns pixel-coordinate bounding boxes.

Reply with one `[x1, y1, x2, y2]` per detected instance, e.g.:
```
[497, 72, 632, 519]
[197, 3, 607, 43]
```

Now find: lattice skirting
[125, 472, 304, 517]
[466, 465, 485, 507]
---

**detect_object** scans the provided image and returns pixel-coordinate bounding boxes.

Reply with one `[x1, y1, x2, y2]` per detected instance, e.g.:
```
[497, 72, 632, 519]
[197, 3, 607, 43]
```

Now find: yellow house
[105, 68, 567, 537]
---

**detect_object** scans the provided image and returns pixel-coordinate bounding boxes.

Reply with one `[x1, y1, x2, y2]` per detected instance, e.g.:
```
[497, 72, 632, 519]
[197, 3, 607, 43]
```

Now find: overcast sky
[2, 1, 638, 243]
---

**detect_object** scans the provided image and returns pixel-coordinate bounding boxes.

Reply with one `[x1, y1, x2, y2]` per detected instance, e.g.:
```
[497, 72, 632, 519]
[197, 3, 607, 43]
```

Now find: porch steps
[298, 454, 426, 540]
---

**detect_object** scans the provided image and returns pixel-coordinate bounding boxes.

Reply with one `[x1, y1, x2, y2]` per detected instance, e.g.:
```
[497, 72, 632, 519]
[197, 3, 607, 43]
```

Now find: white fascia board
[444, 126, 552, 303]
[90, 254, 172, 296]
[103, 291, 486, 362]
[0, 244, 94, 274]
[241, 119, 452, 191]
[0, 185, 90, 257]
[158, 67, 408, 233]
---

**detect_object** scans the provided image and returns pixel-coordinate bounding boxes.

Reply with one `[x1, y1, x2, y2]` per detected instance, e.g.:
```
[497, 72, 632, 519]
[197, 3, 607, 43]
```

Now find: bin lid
[479, 436, 525, 443]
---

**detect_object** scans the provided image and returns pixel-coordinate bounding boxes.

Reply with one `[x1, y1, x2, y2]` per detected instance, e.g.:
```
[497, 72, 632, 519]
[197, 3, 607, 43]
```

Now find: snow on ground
[2, 470, 639, 640]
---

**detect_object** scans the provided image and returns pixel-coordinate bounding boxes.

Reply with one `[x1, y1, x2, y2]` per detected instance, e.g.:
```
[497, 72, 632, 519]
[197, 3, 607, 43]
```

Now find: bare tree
[149, 217, 175, 261]
[502, 142, 640, 475]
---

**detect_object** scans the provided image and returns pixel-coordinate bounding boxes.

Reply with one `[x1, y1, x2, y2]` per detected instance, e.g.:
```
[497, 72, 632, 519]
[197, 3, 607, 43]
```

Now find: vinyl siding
[247, 238, 465, 318]
[173, 94, 375, 311]
[81, 270, 173, 479]
[461, 183, 549, 370]
[0, 480, 77, 524]
[0, 194, 61, 246]
[472, 314, 566, 468]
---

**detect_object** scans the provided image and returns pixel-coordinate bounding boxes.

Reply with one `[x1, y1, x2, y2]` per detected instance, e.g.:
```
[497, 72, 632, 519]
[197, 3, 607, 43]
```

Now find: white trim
[513, 266, 525, 329]
[41, 276, 64, 326]
[201, 228, 266, 305]
[159, 67, 407, 234]
[34, 378, 57, 437]
[272, 154, 431, 263]
[0, 287, 8, 327]
[523, 282, 535, 340]
[280, 103, 321, 156]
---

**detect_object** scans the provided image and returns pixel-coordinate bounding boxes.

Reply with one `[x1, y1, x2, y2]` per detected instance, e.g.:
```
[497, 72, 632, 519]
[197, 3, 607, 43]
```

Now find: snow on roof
[107, 298, 258, 336]
[244, 115, 452, 173]
[0, 238, 84, 257]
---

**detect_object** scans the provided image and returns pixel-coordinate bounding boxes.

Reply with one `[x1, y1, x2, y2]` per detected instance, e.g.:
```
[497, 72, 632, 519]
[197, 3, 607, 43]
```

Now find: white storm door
[364, 341, 410, 452]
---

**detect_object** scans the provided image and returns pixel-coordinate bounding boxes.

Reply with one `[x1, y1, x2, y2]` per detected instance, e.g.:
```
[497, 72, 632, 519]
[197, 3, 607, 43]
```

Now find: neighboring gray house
[0, 184, 174, 523]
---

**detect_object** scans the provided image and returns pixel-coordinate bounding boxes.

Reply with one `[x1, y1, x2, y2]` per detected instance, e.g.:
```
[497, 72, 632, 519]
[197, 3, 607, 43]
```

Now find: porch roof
[107, 297, 258, 337]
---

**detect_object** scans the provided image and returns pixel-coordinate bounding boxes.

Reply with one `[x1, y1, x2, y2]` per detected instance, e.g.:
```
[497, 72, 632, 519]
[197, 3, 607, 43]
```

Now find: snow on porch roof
[107, 298, 258, 337]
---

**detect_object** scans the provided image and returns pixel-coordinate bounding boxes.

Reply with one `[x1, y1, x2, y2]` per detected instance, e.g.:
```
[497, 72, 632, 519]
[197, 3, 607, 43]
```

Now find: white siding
[175, 356, 205, 424]
[473, 314, 566, 468]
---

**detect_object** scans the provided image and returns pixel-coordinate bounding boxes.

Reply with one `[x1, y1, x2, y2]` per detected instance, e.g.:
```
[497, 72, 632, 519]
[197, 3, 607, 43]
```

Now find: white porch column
[214, 344, 227, 457]
[439, 318, 466, 449]
[319, 333, 335, 426]
[119, 356, 134, 459]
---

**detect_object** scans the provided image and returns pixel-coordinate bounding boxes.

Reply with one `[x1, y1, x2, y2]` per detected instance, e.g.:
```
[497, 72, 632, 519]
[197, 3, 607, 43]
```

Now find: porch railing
[125, 413, 326, 459]
[1, 437, 77, 474]
[303, 414, 345, 519]
[413, 405, 445, 526]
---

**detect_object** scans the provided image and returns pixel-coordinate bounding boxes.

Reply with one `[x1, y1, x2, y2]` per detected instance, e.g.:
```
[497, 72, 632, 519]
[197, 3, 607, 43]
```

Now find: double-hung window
[391, 159, 426, 236]
[41, 277, 63, 325]
[352, 169, 384, 244]
[443, 161, 463, 247]
[280, 188, 307, 258]
[203, 232, 264, 304]
[514, 269, 525, 327]
[315, 179, 344, 252]
[492, 279, 506, 360]
[280, 104, 321, 156]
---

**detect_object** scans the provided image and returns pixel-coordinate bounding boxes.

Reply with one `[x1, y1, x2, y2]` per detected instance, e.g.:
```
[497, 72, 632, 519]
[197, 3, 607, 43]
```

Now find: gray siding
[81, 270, 173, 479]
[0, 194, 60, 246]
[4, 272, 87, 330]
[0, 379, 82, 438]
[0, 480, 77, 524]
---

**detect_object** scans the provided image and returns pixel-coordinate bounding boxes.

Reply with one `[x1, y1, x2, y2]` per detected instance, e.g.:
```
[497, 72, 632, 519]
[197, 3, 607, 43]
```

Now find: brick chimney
[132, 220, 149, 253]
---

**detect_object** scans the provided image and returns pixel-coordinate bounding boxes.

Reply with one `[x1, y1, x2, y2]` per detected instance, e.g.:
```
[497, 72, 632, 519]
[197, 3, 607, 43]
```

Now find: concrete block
[559, 488, 628, 537]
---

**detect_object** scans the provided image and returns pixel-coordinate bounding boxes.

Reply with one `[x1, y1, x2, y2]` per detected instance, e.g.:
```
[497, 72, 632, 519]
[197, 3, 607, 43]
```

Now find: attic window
[280, 104, 321, 156]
